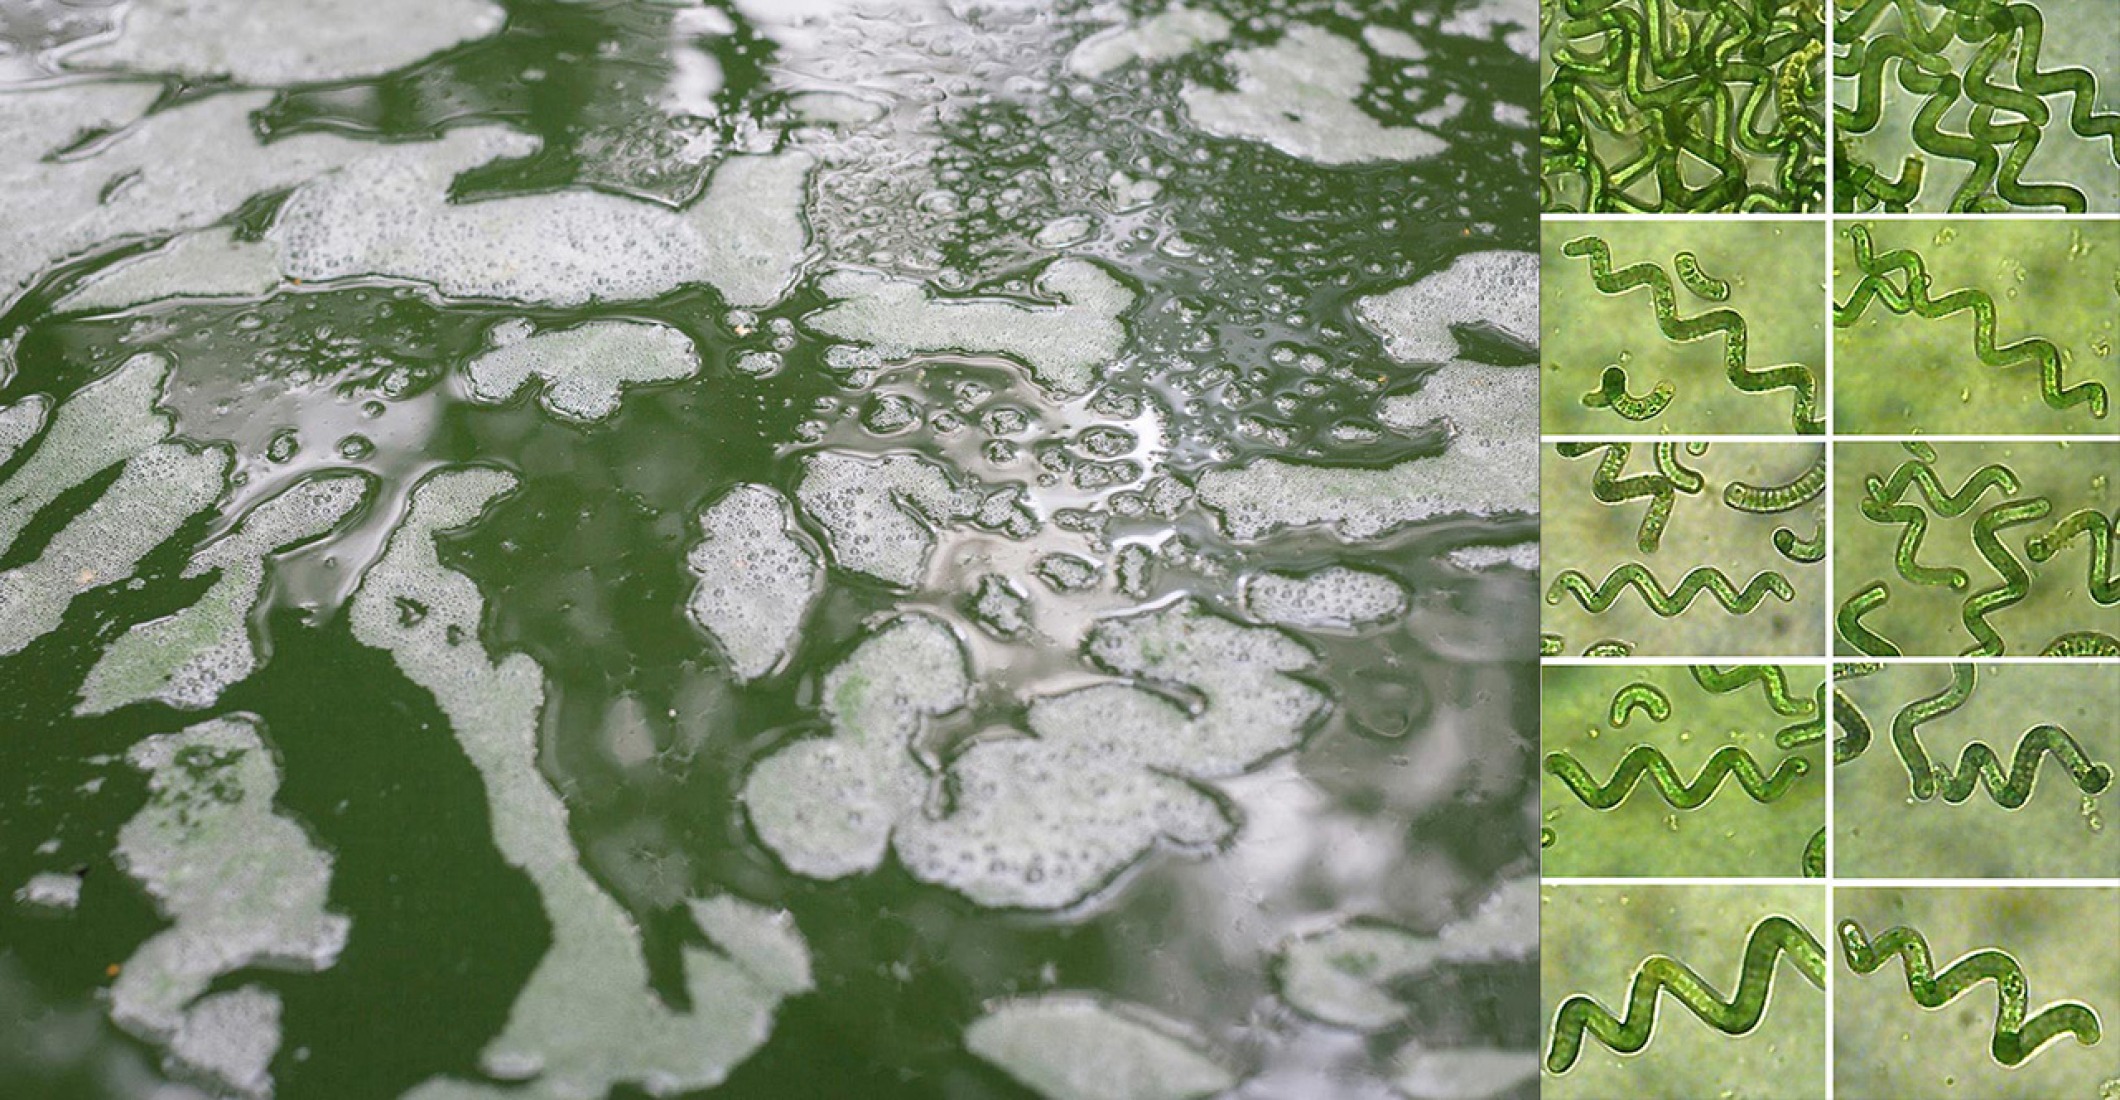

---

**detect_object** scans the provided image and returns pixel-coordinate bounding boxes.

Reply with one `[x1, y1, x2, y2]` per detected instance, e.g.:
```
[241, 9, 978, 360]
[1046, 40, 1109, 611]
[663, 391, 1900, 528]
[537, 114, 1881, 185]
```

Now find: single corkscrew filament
[1838, 920, 2103, 1067]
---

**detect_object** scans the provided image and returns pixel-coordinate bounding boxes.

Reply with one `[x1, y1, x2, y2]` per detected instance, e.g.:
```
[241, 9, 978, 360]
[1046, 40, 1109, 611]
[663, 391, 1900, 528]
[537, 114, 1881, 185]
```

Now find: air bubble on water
[733, 350, 784, 378]
[1391, 1044, 1539, 1100]
[805, 259, 1134, 397]
[110, 717, 347, 1097]
[794, 451, 977, 588]
[77, 471, 371, 715]
[335, 434, 374, 460]
[965, 994, 1236, 1100]
[1242, 565, 1407, 630]
[684, 484, 821, 683]
[0, 440, 229, 657]
[1065, 6, 1231, 78]
[964, 574, 1032, 639]
[1179, 27, 1448, 165]
[58, 0, 504, 84]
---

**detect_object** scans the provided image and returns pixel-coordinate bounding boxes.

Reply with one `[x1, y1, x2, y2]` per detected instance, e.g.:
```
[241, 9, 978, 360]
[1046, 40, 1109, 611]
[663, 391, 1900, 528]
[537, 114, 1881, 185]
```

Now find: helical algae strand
[1838, 920, 2103, 1067]
[2026, 508, 2118, 605]
[1549, 565, 1796, 615]
[1555, 441, 1702, 553]
[1690, 664, 1816, 717]
[1609, 683, 1674, 727]
[1545, 915, 1828, 1074]
[1960, 496, 2052, 656]
[1858, 455, 2023, 592]
[1545, 745, 1812, 810]
[1890, 663, 1978, 801]
[1831, 685, 1873, 765]
[1562, 236, 1822, 432]
[1772, 520, 1825, 563]
[1836, 581, 1901, 657]
[1927, 725, 2115, 809]
[1724, 453, 1826, 513]
[2041, 630, 2120, 658]
[1582, 364, 1674, 421]
[1801, 827, 1825, 878]
[1836, 224, 2108, 419]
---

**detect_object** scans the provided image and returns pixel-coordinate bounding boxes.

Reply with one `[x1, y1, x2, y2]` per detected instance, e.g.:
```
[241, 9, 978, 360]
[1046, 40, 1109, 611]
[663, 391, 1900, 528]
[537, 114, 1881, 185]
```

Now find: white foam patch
[897, 601, 1325, 909]
[357, 469, 814, 1099]
[1439, 0, 1538, 59]
[686, 896, 814, 998]
[1277, 876, 1536, 1038]
[0, 84, 389, 308]
[793, 451, 972, 588]
[464, 320, 701, 423]
[1363, 26, 1426, 61]
[1066, 7, 1231, 78]
[1374, 361, 1536, 448]
[60, 226, 285, 313]
[1179, 26, 1445, 165]
[0, 395, 49, 468]
[0, 353, 173, 557]
[165, 986, 281, 1100]
[965, 994, 1237, 1100]
[685, 484, 820, 682]
[1277, 924, 1441, 1030]
[76, 471, 370, 715]
[111, 717, 347, 1094]
[1195, 439, 1534, 543]
[743, 614, 970, 879]
[271, 134, 814, 309]
[1354, 252, 1536, 366]
[1444, 543, 1538, 572]
[1243, 566, 1407, 630]
[806, 260, 1133, 396]
[14, 871, 82, 912]
[1391, 1045, 1538, 1100]
[966, 573, 1032, 639]
[0, 441, 230, 657]
[61, 0, 504, 84]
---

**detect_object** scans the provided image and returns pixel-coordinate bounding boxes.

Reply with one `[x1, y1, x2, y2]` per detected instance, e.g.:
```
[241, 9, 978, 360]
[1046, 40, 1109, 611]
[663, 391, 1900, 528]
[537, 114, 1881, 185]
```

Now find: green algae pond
[0, 2, 1540, 1097]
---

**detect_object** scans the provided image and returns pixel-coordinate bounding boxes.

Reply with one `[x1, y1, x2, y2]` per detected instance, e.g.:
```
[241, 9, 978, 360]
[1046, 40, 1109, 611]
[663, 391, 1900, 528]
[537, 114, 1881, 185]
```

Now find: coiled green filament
[1546, 915, 1828, 1074]
[1772, 520, 1825, 563]
[1836, 224, 2108, 419]
[1774, 683, 1828, 752]
[1556, 441, 1701, 553]
[1723, 453, 1826, 513]
[1831, 685, 1873, 765]
[1609, 683, 1674, 727]
[1961, 496, 2052, 656]
[1545, 745, 1812, 810]
[1690, 664, 1816, 717]
[1801, 827, 1825, 878]
[1549, 565, 1796, 615]
[2041, 630, 2120, 658]
[1836, 581, 1901, 657]
[1890, 663, 1978, 800]
[1889, 662, 2114, 807]
[1673, 250, 1730, 301]
[1860, 455, 2023, 591]
[1836, 0, 2120, 213]
[1544, 0, 1823, 214]
[1583, 364, 1674, 421]
[2025, 508, 2118, 605]
[1838, 920, 2103, 1067]
[1563, 236, 1822, 432]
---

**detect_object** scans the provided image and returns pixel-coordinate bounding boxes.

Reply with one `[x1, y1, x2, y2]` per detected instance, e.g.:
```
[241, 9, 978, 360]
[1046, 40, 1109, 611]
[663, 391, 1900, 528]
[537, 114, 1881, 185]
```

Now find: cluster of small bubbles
[822, 344, 886, 388]
[963, 573, 1032, 640]
[1034, 554, 1100, 592]
[732, 350, 783, 378]
[980, 405, 1031, 436]
[1243, 566, 1409, 631]
[1071, 425, 1136, 458]
[685, 485, 821, 683]
[861, 393, 924, 435]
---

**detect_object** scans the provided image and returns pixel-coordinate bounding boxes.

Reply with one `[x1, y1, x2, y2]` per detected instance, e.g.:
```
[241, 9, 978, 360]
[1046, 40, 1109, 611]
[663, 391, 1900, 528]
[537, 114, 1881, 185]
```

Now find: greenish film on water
[0, 2, 1541, 1098]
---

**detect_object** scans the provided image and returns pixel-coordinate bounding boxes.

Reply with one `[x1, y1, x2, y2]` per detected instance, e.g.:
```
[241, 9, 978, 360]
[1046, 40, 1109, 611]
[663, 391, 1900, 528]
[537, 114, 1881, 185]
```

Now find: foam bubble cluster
[464, 320, 702, 423]
[743, 614, 971, 879]
[1354, 252, 1536, 366]
[0, 440, 230, 657]
[745, 598, 1323, 909]
[0, 396, 48, 467]
[1276, 876, 1536, 1032]
[806, 259, 1134, 396]
[965, 573, 1033, 639]
[61, 0, 504, 84]
[685, 484, 821, 682]
[793, 451, 974, 588]
[1243, 566, 1408, 630]
[77, 471, 371, 714]
[1066, 6, 1231, 78]
[1374, 360, 1537, 448]
[1445, 543, 1539, 572]
[0, 353, 174, 555]
[354, 469, 813, 1098]
[14, 871, 82, 912]
[964, 994, 1236, 1100]
[60, 225, 286, 314]
[1179, 26, 1445, 164]
[0, 84, 382, 307]
[113, 717, 348, 1097]
[1195, 438, 1534, 543]
[1391, 1046, 1539, 1100]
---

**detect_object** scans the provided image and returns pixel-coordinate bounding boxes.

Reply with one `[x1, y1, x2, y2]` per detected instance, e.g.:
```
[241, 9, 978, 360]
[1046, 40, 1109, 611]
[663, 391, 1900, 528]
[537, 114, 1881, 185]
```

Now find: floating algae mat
[0, 2, 1539, 1097]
